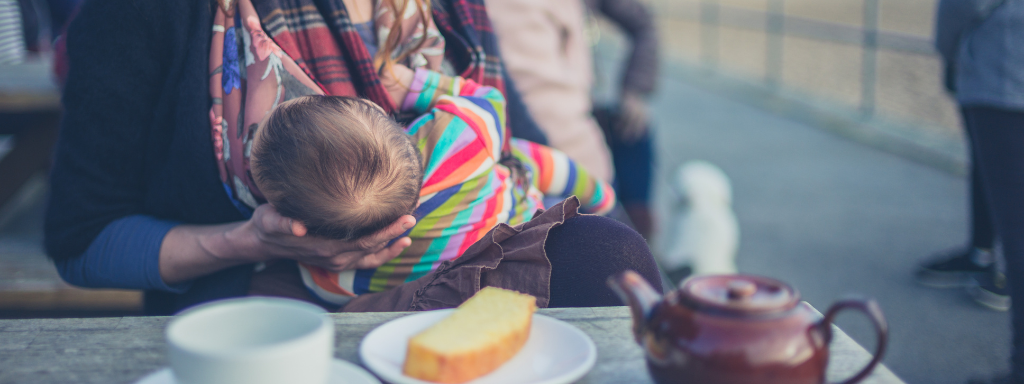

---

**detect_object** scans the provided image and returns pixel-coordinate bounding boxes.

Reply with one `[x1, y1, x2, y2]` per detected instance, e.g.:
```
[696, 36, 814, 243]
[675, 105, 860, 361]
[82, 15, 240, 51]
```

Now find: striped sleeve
[510, 138, 616, 215]
[402, 68, 509, 195]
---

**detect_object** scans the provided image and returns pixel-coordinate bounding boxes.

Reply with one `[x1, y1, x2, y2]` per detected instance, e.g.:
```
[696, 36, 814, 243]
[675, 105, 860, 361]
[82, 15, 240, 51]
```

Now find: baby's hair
[251, 95, 423, 241]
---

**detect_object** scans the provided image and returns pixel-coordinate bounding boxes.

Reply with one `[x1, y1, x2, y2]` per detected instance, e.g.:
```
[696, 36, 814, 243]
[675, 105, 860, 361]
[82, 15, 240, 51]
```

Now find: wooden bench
[0, 59, 143, 317]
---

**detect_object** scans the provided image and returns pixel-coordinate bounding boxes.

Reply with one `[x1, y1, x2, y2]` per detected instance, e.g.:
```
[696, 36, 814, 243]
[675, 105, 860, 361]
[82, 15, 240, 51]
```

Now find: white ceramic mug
[166, 297, 334, 384]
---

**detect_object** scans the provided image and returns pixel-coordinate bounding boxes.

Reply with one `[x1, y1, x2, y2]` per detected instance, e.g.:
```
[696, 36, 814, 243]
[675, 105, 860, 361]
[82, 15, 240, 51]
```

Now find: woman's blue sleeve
[54, 215, 192, 293]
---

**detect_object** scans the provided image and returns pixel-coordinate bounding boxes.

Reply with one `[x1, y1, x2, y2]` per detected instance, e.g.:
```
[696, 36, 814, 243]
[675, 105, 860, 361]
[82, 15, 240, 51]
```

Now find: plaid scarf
[253, 0, 506, 117]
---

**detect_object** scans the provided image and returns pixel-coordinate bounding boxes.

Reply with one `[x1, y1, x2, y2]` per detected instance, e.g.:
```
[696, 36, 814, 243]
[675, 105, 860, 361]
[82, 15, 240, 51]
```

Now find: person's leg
[594, 106, 655, 239]
[964, 106, 1024, 382]
[967, 108, 997, 251]
[545, 214, 663, 307]
[917, 107, 996, 287]
[615, 132, 654, 239]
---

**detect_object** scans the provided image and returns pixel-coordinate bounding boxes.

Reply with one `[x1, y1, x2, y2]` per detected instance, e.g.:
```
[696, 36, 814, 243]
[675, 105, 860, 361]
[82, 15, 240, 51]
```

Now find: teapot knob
[727, 280, 757, 301]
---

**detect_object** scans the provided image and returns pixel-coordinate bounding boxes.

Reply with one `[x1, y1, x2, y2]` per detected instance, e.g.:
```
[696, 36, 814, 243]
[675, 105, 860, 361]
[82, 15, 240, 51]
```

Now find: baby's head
[251, 96, 422, 240]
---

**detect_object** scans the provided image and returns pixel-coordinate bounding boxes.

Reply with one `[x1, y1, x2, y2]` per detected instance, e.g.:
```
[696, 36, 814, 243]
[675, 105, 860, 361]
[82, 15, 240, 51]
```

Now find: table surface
[0, 306, 904, 384]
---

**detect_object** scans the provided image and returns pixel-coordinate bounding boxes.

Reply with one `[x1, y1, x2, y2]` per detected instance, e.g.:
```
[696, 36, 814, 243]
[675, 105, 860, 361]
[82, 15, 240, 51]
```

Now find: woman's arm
[56, 205, 414, 288]
[589, 0, 659, 142]
[588, 0, 658, 98]
[934, 0, 1003, 92]
[55, 215, 189, 292]
[158, 205, 413, 285]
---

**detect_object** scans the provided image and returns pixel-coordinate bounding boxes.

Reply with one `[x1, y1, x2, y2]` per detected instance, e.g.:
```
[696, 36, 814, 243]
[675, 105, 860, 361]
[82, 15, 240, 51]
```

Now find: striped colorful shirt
[299, 68, 615, 305]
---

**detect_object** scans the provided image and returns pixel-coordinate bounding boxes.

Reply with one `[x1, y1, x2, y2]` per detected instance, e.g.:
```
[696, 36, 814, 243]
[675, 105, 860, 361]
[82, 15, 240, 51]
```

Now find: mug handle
[819, 299, 888, 384]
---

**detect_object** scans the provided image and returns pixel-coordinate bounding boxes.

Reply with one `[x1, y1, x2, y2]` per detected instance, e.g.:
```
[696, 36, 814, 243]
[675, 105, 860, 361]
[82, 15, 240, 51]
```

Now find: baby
[250, 69, 616, 306]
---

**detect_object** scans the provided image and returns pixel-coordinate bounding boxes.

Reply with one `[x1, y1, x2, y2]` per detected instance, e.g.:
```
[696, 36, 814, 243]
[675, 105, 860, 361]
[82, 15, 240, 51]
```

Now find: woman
[48, 0, 661, 314]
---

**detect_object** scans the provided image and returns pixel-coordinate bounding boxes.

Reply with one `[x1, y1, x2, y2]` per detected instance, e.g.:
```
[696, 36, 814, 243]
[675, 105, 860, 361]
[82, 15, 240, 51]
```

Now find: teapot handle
[818, 298, 888, 384]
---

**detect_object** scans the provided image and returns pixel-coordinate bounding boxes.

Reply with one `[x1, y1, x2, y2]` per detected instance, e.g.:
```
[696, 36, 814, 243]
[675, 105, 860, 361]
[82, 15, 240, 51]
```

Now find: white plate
[360, 310, 597, 384]
[133, 359, 381, 384]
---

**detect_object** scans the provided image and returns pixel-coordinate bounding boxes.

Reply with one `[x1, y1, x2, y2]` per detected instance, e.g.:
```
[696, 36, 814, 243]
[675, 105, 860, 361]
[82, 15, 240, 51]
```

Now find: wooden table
[0, 306, 904, 384]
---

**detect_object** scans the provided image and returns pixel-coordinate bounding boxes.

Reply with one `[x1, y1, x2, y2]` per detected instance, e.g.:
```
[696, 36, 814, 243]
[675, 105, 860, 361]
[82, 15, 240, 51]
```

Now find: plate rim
[359, 310, 597, 384]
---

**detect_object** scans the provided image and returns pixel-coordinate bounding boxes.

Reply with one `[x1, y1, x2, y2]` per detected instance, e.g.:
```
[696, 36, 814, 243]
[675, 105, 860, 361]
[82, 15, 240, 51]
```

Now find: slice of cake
[403, 287, 538, 383]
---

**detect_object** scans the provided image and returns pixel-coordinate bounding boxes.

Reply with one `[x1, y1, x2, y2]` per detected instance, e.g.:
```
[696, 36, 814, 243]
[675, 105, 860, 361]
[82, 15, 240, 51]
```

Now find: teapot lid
[678, 275, 798, 315]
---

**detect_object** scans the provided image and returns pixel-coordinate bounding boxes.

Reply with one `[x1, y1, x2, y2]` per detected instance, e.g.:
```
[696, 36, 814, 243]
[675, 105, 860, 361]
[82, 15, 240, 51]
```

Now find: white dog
[660, 161, 739, 281]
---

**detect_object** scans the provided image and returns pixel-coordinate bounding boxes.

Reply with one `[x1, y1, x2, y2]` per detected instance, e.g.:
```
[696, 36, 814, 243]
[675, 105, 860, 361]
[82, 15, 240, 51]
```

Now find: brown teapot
[608, 271, 887, 384]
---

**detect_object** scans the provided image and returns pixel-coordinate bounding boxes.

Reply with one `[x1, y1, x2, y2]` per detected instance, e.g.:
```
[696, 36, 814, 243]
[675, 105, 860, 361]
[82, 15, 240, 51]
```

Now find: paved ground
[645, 73, 1009, 384]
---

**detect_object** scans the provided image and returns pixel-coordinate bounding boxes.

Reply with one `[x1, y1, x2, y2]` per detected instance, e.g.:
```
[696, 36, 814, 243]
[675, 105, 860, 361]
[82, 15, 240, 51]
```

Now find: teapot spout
[608, 270, 663, 342]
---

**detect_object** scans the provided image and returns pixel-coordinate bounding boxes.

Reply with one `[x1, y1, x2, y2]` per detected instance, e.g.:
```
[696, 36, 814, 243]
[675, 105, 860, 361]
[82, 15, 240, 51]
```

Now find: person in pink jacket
[485, 0, 659, 239]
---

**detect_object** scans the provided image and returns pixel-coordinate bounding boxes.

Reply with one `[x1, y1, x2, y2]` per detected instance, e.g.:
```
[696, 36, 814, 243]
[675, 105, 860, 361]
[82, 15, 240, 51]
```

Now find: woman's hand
[615, 91, 651, 143]
[243, 204, 415, 271]
[159, 204, 416, 284]
[379, 63, 415, 108]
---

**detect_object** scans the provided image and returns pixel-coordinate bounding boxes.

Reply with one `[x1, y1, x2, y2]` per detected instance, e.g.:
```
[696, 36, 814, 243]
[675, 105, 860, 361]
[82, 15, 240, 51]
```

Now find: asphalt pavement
[647, 73, 1010, 384]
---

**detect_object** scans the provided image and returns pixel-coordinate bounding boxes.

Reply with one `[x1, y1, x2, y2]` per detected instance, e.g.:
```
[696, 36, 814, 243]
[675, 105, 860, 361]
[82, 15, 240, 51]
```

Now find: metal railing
[659, 0, 936, 117]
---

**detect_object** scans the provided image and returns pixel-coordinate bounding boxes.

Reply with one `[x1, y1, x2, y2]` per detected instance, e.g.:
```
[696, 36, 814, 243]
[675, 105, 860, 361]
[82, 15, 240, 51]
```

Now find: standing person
[482, 0, 614, 184]
[484, 0, 658, 238]
[934, 1, 1024, 383]
[916, 12, 1000, 295]
[587, 0, 659, 240]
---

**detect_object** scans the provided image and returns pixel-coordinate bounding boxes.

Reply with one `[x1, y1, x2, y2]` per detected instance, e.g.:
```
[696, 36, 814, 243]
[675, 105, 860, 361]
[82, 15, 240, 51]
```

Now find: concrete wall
[636, 0, 962, 144]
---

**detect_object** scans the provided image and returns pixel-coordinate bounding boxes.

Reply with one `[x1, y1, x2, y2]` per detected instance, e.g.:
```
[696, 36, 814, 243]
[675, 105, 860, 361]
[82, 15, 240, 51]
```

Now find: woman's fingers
[253, 205, 297, 236]
[356, 214, 416, 251]
[290, 220, 308, 237]
[252, 204, 308, 237]
[616, 92, 650, 143]
[248, 204, 417, 272]
[381, 64, 416, 107]
[354, 237, 412, 269]
[316, 237, 410, 272]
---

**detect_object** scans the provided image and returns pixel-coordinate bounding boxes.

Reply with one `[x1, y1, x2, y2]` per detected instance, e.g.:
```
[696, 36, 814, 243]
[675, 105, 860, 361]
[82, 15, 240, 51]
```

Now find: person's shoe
[967, 268, 1011, 311]
[915, 247, 992, 288]
[968, 374, 1024, 384]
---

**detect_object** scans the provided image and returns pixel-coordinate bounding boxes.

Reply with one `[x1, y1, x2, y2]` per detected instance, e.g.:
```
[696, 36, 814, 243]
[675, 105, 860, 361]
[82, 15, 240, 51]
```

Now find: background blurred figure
[484, 0, 613, 183]
[917, 0, 1001, 291]
[0, 0, 26, 64]
[587, 0, 659, 241]
[933, 0, 1024, 383]
[485, 0, 659, 239]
